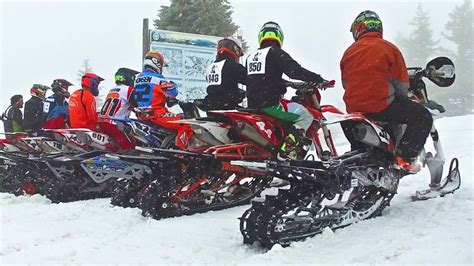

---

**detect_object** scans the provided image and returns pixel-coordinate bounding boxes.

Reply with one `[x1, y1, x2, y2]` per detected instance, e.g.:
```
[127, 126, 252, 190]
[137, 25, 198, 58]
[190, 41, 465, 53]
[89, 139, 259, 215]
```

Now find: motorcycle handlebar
[284, 79, 335, 92]
[408, 68, 445, 80]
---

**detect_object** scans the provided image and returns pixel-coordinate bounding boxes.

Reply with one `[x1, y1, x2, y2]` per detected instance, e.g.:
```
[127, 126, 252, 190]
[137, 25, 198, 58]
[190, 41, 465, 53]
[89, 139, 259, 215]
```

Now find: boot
[394, 156, 421, 173]
[277, 129, 305, 161]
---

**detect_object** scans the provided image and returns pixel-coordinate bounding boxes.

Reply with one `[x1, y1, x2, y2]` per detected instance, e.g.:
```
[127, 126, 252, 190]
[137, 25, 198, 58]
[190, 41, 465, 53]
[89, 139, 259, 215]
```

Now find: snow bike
[0, 101, 203, 199]
[238, 56, 461, 248]
[0, 124, 161, 200]
[107, 100, 219, 207]
[0, 131, 76, 154]
[0, 131, 83, 194]
[135, 80, 342, 219]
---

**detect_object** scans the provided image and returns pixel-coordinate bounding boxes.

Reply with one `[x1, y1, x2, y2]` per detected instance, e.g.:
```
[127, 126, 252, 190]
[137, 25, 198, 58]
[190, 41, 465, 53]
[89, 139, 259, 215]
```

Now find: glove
[320, 80, 336, 89]
[166, 97, 179, 107]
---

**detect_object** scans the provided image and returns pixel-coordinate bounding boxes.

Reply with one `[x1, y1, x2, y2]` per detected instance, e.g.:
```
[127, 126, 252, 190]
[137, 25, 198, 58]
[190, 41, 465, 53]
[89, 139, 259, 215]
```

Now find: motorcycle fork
[308, 124, 338, 160]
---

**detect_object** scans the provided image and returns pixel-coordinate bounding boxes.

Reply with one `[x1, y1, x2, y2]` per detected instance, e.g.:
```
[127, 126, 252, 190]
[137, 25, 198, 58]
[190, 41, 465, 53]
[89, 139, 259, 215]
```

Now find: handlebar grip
[430, 70, 445, 78]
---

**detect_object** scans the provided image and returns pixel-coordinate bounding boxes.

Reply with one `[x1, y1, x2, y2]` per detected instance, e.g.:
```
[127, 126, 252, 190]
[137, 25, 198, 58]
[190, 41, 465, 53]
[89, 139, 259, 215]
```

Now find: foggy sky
[1, 0, 462, 113]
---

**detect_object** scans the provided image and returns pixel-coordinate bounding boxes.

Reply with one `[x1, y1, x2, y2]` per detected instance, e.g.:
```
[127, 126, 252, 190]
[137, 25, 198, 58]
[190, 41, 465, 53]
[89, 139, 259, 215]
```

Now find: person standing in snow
[340, 10, 433, 173]
[1, 94, 24, 135]
[23, 84, 50, 134]
[42, 79, 73, 129]
[69, 72, 104, 130]
[246, 21, 329, 160]
[204, 36, 246, 110]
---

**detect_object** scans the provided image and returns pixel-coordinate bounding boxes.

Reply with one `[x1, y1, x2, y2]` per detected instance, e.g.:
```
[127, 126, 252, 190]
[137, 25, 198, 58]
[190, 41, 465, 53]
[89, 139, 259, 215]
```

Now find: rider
[23, 84, 50, 134]
[98, 67, 140, 151]
[42, 79, 73, 129]
[246, 21, 328, 160]
[69, 72, 104, 130]
[204, 36, 246, 110]
[1, 95, 24, 134]
[133, 50, 192, 148]
[340, 10, 433, 173]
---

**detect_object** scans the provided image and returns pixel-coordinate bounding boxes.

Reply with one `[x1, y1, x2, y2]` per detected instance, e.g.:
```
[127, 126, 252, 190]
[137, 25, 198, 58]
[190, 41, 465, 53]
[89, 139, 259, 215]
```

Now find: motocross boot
[394, 156, 421, 173]
[277, 129, 306, 161]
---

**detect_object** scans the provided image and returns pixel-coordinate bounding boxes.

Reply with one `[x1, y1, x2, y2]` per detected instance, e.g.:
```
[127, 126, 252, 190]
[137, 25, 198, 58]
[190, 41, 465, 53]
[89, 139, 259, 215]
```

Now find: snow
[1, 115, 473, 264]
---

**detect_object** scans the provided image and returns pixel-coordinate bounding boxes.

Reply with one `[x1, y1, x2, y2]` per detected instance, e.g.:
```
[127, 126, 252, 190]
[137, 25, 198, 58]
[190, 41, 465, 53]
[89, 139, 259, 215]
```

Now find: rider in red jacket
[69, 73, 104, 130]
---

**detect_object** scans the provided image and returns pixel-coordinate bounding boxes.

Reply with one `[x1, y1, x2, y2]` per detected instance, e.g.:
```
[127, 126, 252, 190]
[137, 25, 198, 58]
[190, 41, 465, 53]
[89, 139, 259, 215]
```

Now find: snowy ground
[1, 115, 473, 264]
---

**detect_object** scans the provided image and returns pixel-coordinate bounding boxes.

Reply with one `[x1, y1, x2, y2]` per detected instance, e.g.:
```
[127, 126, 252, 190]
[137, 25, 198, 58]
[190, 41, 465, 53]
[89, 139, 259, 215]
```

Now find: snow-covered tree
[441, 0, 473, 115]
[77, 59, 105, 110]
[396, 3, 438, 67]
[153, 0, 247, 50]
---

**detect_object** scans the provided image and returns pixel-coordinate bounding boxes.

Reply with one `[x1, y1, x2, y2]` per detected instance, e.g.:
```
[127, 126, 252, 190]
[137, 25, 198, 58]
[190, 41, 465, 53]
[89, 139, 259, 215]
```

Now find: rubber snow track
[1, 115, 473, 264]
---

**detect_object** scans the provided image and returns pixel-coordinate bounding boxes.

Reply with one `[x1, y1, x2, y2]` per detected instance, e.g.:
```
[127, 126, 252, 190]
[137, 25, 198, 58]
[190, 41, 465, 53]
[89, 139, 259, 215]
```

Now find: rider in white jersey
[98, 67, 140, 151]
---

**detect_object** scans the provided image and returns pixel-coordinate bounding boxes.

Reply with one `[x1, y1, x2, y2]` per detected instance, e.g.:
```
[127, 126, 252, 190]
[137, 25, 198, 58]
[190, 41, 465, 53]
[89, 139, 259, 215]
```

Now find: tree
[441, 0, 473, 116]
[77, 59, 105, 110]
[396, 3, 438, 67]
[154, 0, 247, 49]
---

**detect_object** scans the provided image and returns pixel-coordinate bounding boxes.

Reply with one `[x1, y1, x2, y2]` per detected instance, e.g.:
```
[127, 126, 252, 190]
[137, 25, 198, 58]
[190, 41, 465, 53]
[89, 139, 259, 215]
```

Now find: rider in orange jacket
[340, 10, 433, 173]
[69, 73, 104, 130]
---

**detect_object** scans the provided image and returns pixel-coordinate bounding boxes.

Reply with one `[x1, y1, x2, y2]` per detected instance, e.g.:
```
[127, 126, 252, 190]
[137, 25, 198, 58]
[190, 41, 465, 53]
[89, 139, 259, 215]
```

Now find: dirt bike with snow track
[134, 80, 344, 219]
[237, 57, 461, 248]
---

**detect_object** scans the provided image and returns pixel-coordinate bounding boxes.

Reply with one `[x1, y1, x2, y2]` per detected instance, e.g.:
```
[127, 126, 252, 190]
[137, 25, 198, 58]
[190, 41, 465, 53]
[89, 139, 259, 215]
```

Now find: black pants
[343, 96, 433, 160]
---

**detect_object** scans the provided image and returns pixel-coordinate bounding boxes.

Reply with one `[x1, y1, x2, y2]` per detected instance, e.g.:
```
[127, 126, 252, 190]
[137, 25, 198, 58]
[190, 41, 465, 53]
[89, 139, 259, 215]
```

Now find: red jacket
[340, 32, 410, 113]
[69, 89, 98, 130]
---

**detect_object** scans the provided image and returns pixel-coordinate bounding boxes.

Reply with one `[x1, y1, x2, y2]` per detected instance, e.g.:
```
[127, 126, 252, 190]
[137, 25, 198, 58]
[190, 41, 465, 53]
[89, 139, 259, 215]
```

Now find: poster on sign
[150, 29, 221, 101]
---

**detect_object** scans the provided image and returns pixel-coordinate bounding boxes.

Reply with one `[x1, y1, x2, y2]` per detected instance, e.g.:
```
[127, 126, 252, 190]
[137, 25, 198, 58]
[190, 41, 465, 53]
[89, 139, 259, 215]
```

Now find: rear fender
[323, 112, 366, 125]
[321, 105, 344, 115]
[210, 111, 280, 145]
[170, 119, 231, 144]
[50, 129, 90, 152]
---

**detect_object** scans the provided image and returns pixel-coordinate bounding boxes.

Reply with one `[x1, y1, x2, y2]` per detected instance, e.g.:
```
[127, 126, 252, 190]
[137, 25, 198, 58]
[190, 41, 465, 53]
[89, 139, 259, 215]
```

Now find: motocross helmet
[30, 84, 50, 101]
[143, 50, 165, 74]
[217, 36, 244, 61]
[258, 21, 284, 47]
[51, 79, 73, 98]
[350, 10, 383, 41]
[115, 67, 140, 87]
[81, 72, 104, 96]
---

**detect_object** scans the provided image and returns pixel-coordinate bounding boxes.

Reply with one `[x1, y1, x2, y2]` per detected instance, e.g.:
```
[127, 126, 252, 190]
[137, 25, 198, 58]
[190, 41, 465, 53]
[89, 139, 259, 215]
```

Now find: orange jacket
[340, 32, 409, 113]
[69, 89, 98, 130]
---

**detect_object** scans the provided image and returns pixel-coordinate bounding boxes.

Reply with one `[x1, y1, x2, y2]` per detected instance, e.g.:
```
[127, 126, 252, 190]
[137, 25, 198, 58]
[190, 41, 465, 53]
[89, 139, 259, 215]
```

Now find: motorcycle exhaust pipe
[353, 123, 385, 148]
[238, 122, 271, 147]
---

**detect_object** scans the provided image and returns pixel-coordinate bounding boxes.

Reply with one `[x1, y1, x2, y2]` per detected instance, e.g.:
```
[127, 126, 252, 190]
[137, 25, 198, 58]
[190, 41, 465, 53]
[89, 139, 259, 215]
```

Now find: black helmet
[115, 67, 140, 87]
[51, 79, 73, 98]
